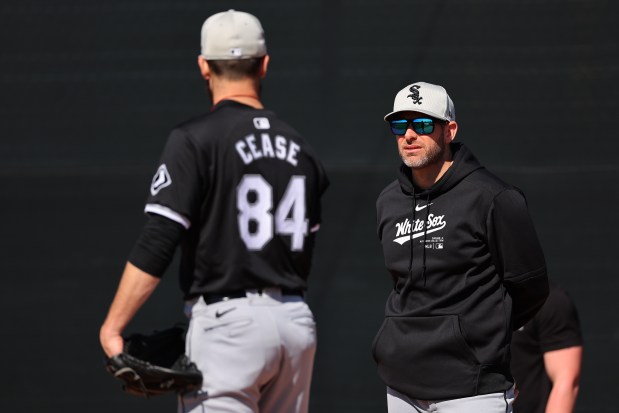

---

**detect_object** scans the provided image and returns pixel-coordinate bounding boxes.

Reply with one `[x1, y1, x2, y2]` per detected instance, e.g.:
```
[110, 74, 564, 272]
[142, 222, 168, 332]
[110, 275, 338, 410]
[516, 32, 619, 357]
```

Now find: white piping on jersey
[144, 203, 191, 229]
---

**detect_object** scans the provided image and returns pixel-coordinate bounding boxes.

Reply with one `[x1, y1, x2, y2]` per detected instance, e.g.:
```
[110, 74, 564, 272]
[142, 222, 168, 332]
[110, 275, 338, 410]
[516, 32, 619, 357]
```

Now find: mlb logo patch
[253, 117, 270, 130]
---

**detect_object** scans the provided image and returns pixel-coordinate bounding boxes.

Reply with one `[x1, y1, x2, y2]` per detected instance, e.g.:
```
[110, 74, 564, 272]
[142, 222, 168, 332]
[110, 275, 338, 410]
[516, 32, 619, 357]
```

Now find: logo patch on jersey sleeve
[253, 117, 271, 130]
[150, 164, 172, 195]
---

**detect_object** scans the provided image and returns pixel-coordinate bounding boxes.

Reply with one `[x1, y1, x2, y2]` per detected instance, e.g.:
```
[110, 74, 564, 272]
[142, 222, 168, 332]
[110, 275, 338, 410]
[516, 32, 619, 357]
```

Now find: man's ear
[197, 56, 211, 80]
[445, 121, 458, 143]
[259, 55, 270, 79]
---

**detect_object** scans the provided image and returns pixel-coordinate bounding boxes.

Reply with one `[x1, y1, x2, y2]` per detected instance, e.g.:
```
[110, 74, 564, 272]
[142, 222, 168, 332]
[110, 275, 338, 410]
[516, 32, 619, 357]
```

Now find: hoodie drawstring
[408, 192, 416, 279]
[408, 190, 431, 287]
[421, 193, 431, 286]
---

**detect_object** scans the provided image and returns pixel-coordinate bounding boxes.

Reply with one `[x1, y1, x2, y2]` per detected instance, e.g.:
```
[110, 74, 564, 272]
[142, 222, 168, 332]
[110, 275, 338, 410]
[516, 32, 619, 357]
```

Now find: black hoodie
[372, 142, 548, 400]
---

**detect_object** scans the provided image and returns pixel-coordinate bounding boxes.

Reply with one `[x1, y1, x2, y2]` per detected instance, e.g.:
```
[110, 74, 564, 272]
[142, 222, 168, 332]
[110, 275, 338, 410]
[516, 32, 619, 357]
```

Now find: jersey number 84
[237, 174, 308, 251]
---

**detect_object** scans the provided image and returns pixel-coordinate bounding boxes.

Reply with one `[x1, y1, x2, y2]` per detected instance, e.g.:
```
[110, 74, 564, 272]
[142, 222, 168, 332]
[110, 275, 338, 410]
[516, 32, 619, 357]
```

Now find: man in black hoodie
[372, 81, 549, 412]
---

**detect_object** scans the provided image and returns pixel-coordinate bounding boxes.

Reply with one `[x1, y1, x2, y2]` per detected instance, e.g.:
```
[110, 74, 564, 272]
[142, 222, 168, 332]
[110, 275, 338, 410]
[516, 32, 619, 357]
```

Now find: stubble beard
[400, 141, 444, 169]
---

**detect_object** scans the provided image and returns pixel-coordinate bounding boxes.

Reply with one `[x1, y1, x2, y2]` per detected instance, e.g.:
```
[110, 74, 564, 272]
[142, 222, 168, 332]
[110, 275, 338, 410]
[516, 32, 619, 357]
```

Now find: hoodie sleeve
[487, 188, 549, 330]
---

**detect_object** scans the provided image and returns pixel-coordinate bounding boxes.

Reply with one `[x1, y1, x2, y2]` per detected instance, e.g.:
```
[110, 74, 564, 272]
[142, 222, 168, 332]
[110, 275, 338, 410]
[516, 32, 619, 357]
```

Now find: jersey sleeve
[487, 188, 549, 329]
[535, 287, 584, 352]
[128, 213, 186, 277]
[144, 127, 205, 229]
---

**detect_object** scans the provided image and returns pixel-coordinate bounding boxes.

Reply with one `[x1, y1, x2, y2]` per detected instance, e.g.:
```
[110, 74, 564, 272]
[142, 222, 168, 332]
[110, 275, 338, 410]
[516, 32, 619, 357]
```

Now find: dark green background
[2, 1, 617, 411]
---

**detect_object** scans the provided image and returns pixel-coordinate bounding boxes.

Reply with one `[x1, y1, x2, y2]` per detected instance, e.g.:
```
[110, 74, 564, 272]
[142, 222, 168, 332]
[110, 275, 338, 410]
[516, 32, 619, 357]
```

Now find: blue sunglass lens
[389, 118, 435, 135]
[390, 120, 409, 135]
[412, 119, 434, 134]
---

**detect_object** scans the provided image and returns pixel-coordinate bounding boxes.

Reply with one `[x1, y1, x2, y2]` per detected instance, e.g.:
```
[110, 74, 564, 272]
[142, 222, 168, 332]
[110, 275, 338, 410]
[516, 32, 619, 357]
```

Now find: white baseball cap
[200, 10, 267, 60]
[384, 82, 455, 122]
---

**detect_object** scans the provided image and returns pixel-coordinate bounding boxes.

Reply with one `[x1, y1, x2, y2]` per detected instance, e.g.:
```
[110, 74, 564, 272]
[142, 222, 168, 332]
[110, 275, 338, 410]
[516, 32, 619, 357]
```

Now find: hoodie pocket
[372, 315, 480, 400]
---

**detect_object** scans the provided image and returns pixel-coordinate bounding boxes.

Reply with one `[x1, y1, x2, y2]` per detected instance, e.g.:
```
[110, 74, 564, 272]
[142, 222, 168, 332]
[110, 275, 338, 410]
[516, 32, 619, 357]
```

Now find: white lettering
[261, 133, 275, 158]
[246, 135, 262, 160]
[426, 213, 445, 229]
[275, 136, 287, 160]
[235, 133, 302, 166]
[287, 141, 300, 166]
[392, 214, 447, 245]
[235, 141, 252, 165]
[395, 219, 409, 237]
[413, 219, 424, 232]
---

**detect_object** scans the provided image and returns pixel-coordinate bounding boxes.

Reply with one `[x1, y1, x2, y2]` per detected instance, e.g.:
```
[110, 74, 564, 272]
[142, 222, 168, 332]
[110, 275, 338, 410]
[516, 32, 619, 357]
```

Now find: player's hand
[99, 263, 161, 357]
[100, 326, 124, 358]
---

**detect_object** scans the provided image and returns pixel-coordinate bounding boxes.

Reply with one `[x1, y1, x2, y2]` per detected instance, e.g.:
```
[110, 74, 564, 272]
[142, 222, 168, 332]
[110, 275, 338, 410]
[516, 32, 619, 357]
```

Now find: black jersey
[511, 285, 583, 413]
[145, 100, 329, 298]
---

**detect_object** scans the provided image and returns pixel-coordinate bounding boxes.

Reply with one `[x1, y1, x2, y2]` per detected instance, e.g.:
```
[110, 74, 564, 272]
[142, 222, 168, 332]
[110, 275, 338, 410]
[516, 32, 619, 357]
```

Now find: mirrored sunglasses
[389, 118, 436, 135]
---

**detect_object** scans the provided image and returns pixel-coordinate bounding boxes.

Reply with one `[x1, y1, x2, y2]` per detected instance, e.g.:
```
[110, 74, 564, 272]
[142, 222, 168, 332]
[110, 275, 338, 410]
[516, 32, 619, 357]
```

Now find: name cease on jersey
[235, 133, 300, 166]
[234, 131, 308, 251]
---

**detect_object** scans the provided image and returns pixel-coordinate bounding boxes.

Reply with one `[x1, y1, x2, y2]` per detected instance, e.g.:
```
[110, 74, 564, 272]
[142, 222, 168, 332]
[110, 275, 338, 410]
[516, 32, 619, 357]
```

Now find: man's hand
[100, 327, 125, 358]
[104, 325, 202, 397]
[99, 262, 161, 357]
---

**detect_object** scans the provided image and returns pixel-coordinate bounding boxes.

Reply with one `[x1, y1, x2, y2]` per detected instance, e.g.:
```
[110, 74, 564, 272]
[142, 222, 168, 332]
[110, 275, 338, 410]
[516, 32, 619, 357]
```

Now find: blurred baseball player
[511, 283, 583, 413]
[100, 9, 328, 413]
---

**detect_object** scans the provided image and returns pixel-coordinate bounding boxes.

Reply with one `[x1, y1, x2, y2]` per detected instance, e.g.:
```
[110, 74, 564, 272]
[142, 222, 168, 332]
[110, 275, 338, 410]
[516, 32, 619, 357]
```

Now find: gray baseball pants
[178, 288, 316, 413]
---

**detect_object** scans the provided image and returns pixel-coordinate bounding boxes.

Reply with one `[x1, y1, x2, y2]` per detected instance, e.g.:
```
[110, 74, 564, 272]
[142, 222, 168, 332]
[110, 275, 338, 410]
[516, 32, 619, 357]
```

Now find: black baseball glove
[105, 324, 202, 397]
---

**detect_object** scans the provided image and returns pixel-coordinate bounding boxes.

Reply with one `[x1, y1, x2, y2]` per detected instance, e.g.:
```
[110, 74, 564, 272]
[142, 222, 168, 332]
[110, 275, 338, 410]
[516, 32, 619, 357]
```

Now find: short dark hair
[207, 58, 264, 80]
